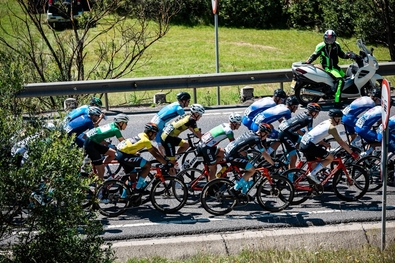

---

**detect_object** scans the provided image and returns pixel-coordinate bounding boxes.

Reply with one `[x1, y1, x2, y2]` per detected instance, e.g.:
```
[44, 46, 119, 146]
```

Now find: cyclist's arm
[262, 151, 274, 166]
[148, 147, 168, 164]
[328, 125, 353, 154]
[189, 127, 202, 139]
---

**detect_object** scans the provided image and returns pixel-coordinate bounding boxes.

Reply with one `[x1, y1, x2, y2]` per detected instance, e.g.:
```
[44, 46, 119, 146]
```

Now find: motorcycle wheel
[294, 85, 321, 106]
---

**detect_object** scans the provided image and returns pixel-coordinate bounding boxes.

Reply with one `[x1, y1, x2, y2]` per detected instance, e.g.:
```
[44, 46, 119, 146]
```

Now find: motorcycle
[291, 39, 383, 106]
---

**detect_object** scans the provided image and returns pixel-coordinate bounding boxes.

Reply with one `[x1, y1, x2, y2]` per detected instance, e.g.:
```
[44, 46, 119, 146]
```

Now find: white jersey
[301, 119, 340, 145]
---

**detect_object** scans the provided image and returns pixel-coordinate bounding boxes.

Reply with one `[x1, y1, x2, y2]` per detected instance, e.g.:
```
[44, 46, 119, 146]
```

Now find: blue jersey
[64, 115, 94, 147]
[354, 106, 382, 143]
[65, 105, 89, 122]
[377, 116, 395, 153]
[342, 97, 375, 134]
[242, 97, 276, 129]
[151, 102, 185, 143]
[250, 104, 291, 134]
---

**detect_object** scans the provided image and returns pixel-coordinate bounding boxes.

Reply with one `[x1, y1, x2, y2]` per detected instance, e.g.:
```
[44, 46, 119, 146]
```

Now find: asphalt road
[96, 102, 395, 242]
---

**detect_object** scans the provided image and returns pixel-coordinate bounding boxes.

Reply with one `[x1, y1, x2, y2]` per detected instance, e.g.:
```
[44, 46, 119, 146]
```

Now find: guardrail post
[241, 86, 254, 102]
[104, 93, 109, 111]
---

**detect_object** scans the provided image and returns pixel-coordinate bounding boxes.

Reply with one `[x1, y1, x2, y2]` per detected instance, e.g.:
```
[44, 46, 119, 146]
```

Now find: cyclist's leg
[231, 157, 255, 193]
[201, 146, 220, 180]
[301, 142, 333, 184]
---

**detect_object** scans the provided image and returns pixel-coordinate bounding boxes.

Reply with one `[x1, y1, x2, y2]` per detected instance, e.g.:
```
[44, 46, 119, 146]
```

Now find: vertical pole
[381, 126, 389, 251]
[214, 13, 220, 105]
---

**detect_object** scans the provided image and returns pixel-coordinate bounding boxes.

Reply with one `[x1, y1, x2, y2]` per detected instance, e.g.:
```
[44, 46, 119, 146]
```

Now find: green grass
[1, 2, 393, 106]
[124, 244, 395, 263]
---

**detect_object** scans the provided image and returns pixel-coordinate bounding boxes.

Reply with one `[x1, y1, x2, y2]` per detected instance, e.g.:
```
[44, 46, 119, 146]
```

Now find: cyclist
[151, 92, 191, 153]
[250, 95, 300, 155]
[161, 104, 205, 170]
[278, 102, 322, 170]
[64, 97, 105, 125]
[242, 88, 287, 130]
[199, 113, 242, 180]
[63, 106, 103, 148]
[299, 109, 359, 185]
[342, 88, 381, 143]
[84, 113, 128, 180]
[224, 123, 278, 194]
[11, 123, 57, 167]
[354, 105, 383, 156]
[116, 123, 171, 195]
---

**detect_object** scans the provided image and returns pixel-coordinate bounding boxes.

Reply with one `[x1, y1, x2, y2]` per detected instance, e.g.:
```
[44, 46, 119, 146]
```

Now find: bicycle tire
[333, 164, 369, 202]
[281, 168, 312, 205]
[96, 179, 129, 217]
[176, 167, 205, 205]
[1, 205, 30, 227]
[256, 174, 294, 212]
[355, 155, 382, 192]
[150, 176, 188, 214]
[200, 178, 237, 216]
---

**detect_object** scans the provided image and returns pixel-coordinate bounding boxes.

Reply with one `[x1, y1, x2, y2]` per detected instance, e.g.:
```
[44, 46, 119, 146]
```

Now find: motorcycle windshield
[356, 39, 371, 55]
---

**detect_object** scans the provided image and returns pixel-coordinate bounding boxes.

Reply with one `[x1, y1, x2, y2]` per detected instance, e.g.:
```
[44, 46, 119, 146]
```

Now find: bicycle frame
[294, 157, 351, 191]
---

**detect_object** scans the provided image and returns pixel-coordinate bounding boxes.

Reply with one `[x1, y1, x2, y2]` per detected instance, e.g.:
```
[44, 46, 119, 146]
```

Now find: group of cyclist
[13, 85, 391, 198]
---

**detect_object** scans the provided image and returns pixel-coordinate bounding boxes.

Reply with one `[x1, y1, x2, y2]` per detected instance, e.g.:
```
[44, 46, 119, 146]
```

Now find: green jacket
[307, 41, 349, 71]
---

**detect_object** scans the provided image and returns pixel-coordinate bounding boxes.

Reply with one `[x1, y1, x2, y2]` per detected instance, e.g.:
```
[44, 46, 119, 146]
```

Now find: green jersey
[86, 122, 123, 144]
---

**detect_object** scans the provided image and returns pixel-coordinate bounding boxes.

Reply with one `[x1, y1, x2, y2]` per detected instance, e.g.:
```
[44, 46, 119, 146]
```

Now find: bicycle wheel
[355, 155, 382, 191]
[281, 168, 312, 205]
[150, 176, 188, 213]
[96, 180, 129, 217]
[1, 205, 30, 227]
[256, 174, 294, 212]
[333, 164, 369, 202]
[176, 168, 205, 205]
[200, 178, 237, 216]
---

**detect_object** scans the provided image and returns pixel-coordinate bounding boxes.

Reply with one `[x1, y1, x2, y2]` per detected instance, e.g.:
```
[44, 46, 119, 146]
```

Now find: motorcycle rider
[306, 30, 355, 106]
[242, 88, 287, 130]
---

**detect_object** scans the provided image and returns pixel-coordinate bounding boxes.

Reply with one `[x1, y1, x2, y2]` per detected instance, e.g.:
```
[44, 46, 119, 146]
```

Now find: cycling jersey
[278, 112, 313, 133]
[151, 102, 185, 143]
[117, 133, 153, 155]
[300, 119, 341, 145]
[65, 105, 89, 122]
[355, 105, 382, 143]
[85, 122, 123, 144]
[201, 123, 235, 147]
[161, 114, 198, 140]
[242, 97, 276, 129]
[342, 96, 376, 135]
[250, 104, 291, 133]
[377, 116, 395, 152]
[63, 115, 95, 147]
[224, 130, 265, 160]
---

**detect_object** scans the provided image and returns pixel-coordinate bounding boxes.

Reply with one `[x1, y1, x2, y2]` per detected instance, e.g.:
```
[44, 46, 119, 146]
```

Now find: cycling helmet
[228, 113, 242, 124]
[144, 122, 159, 133]
[88, 106, 102, 116]
[306, 103, 322, 112]
[286, 95, 299, 106]
[258, 123, 272, 134]
[371, 88, 381, 98]
[114, 113, 129, 123]
[176, 92, 191, 101]
[273, 89, 287, 99]
[190, 104, 205, 115]
[324, 30, 336, 45]
[328, 109, 343, 118]
[90, 97, 102, 107]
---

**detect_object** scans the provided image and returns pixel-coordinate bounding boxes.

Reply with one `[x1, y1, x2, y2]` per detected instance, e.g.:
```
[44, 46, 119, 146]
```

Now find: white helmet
[190, 104, 205, 115]
[88, 106, 102, 116]
[229, 113, 242, 124]
[114, 114, 129, 124]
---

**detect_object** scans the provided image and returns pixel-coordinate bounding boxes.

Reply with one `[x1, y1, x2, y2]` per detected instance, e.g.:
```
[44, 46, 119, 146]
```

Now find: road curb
[109, 221, 395, 262]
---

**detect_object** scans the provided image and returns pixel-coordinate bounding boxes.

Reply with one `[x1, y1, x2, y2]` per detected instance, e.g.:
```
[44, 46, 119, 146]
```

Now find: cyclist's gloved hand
[351, 152, 359, 160]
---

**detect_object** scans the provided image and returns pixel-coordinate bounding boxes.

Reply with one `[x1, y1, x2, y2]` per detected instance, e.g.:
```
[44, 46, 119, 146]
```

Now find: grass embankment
[124, 244, 395, 263]
[110, 26, 393, 106]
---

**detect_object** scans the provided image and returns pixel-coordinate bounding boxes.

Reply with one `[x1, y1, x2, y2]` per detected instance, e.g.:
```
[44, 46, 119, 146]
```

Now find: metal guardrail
[17, 62, 395, 101]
